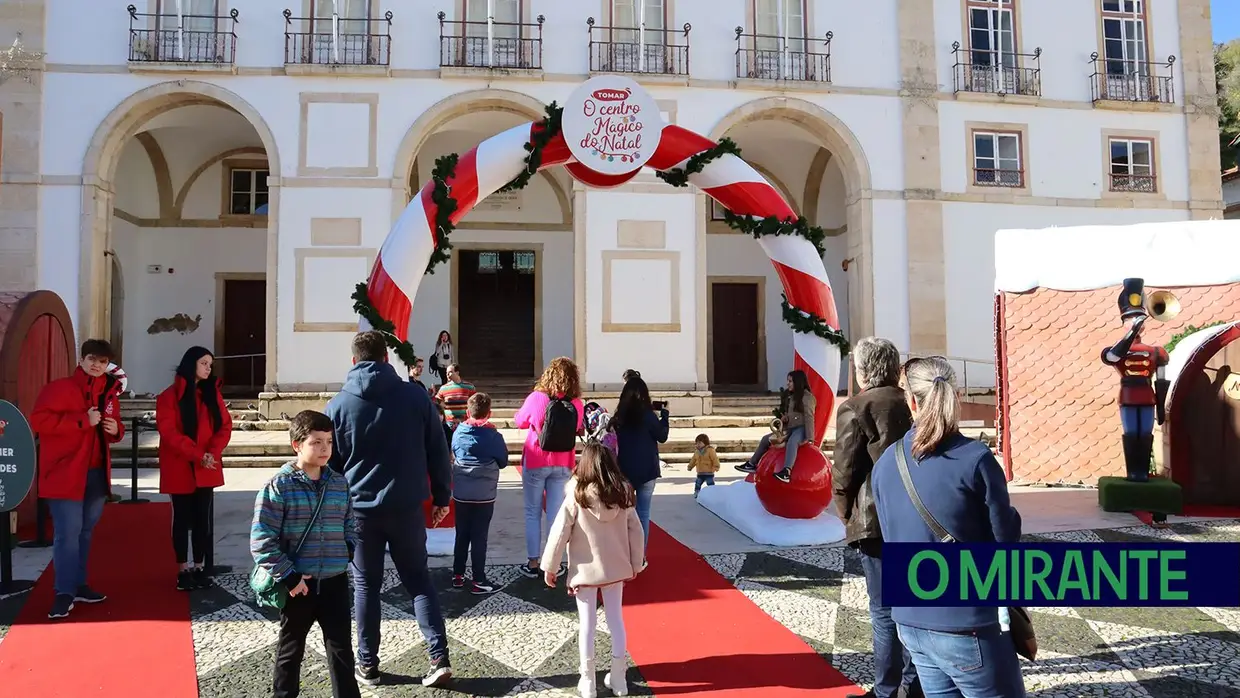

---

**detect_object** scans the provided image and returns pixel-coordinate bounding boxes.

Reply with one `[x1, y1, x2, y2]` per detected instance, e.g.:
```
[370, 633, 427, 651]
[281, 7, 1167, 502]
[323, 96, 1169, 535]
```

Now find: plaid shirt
[251, 463, 357, 584]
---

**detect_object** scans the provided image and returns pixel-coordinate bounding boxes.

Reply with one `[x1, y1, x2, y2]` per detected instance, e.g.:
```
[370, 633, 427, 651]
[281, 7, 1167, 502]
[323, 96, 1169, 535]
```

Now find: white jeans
[576, 582, 627, 666]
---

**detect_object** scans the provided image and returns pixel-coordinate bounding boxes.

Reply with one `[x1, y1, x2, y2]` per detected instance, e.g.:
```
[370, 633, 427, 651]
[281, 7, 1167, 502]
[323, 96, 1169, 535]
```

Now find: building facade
[0, 0, 1223, 396]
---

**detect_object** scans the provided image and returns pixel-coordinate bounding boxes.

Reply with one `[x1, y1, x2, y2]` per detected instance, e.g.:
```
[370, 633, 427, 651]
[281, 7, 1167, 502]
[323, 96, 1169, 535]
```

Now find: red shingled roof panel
[1001, 284, 1240, 484]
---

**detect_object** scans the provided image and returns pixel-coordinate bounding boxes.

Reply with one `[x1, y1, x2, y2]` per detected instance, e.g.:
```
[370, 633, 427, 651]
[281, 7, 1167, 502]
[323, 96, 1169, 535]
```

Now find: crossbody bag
[894, 441, 1038, 661]
[249, 481, 329, 610]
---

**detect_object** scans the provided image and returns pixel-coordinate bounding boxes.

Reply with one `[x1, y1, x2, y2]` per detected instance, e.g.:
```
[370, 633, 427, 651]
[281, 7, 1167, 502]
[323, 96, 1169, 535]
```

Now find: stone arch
[79, 80, 282, 385]
[391, 88, 548, 203]
[709, 97, 875, 342]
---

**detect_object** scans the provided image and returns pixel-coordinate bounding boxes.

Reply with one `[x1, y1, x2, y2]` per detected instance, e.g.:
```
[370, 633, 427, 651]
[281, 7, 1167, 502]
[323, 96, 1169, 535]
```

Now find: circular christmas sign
[562, 75, 665, 176]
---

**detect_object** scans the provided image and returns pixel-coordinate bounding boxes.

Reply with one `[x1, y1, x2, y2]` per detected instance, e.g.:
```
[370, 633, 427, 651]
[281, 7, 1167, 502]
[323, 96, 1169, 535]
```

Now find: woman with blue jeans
[872, 356, 1025, 697]
[736, 370, 816, 484]
[610, 376, 669, 549]
[514, 358, 586, 578]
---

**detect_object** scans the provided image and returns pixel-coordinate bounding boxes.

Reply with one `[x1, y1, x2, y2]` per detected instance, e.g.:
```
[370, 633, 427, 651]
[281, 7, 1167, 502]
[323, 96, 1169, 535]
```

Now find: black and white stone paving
[3, 520, 1240, 696]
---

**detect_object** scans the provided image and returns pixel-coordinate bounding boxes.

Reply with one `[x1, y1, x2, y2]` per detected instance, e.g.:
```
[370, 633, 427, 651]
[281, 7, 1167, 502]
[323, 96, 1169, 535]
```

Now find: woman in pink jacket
[514, 357, 585, 579]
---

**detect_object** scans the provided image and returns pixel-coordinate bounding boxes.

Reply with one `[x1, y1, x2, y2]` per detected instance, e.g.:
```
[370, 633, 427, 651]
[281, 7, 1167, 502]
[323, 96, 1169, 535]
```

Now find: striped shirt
[251, 463, 357, 584]
[436, 381, 476, 425]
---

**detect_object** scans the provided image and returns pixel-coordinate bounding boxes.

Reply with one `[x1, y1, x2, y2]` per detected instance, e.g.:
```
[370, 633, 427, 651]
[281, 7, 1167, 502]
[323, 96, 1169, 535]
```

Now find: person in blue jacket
[449, 392, 509, 595]
[326, 331, 453, 689]
[608, 375, 669, 550]
[872, 356, 1025, 698]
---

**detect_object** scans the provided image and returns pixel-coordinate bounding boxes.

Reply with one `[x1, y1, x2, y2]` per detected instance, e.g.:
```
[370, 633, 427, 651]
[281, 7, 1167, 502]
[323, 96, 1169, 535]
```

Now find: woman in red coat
[156, 346, 232, 591]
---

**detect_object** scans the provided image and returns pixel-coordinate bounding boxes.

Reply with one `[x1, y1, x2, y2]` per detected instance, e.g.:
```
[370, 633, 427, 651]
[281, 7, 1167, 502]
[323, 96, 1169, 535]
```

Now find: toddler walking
[687, 433, 720, 497]
[542, 443, 646, 697]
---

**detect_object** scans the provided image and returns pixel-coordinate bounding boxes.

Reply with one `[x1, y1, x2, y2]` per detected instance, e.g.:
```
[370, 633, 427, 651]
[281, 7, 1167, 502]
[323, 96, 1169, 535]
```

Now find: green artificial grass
[1097, 476, 1183, 515]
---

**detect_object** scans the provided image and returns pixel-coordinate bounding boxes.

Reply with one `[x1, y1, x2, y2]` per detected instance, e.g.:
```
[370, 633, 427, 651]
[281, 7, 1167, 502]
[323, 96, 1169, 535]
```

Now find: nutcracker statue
[1099, 278, 1175, 482]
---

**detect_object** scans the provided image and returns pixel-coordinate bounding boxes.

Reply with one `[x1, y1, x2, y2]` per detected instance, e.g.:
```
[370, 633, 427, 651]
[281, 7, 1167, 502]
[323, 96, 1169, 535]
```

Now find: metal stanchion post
[120, 416, 149, 504]
[1, 515, 36, 595]
[204, 489, 231, 575]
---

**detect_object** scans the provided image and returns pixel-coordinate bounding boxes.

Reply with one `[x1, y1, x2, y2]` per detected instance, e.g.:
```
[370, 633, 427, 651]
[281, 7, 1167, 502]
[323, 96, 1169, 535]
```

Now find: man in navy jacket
[327, 331, 453, 688]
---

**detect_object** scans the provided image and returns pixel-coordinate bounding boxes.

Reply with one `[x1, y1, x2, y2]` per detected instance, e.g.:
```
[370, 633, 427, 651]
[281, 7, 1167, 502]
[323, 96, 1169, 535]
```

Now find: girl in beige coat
[542, 443, 646, 698]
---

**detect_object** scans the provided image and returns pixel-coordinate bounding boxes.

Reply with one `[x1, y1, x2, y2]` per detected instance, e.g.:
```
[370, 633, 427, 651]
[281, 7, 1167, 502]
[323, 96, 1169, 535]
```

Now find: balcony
[735, 28, 831, 83]
[283, 9, 392, 69]
[951, 43, 1041, 98]
[1110, 172, 1157, 193]
[1090, 54, 1176, 105]
[126, 4, 238, 69]
[439, 12, 545, 72]
[586, 18, 691, 77]
[974, 167, 1025, 189]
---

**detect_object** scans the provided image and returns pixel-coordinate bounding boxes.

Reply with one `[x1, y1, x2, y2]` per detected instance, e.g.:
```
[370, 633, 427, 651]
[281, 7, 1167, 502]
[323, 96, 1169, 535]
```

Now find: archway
[708, 98, 874, 392]
[396, 91, 576, 381]
[363, 81, 846, 443]
[1165, 321, 1240, 505]
[81, 81, 282, 393]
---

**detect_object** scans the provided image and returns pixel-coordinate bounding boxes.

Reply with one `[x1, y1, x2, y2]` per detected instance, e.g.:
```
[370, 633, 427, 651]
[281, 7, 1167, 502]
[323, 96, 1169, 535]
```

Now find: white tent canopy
[994, 220, 1240, 294]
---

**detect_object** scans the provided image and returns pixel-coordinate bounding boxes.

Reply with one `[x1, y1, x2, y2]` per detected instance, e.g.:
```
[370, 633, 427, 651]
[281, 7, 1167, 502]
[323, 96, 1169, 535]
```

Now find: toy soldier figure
[1100, 278, 1170, 482]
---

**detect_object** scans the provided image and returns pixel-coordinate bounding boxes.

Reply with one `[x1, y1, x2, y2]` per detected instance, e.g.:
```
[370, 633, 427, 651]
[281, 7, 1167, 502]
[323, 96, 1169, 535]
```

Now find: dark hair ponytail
[175, 346, 222, 439]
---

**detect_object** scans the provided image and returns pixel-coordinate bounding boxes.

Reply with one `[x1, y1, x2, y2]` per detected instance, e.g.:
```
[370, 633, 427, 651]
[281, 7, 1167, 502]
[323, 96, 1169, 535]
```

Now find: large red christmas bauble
[754, 443, 833, 519]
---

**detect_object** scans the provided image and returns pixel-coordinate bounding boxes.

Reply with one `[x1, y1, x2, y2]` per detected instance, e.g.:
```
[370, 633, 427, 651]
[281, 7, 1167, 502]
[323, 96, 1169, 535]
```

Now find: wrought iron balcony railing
[1090, 53, 1176, 104]
[734, 28, 831, 82]
[586, 18, 691, 76]
[127, 4, 238, 64]
[1110, 172, 1157, 193]
[283, 9, 392, 66]
[974, 167, 1025, 188]
[951, 43, 1041, 97]
[439, 12, 545, 70]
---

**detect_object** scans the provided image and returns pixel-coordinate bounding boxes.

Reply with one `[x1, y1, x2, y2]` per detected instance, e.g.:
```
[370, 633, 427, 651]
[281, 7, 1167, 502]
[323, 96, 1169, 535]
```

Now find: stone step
[120, 449, 765, 470]
[223, 414, 774, 432]
[111, 425, 996, 461]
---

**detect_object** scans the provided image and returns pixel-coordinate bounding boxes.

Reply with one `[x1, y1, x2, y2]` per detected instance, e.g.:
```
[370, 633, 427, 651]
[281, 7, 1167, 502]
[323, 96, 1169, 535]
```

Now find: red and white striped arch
[365, 120, 842, 443]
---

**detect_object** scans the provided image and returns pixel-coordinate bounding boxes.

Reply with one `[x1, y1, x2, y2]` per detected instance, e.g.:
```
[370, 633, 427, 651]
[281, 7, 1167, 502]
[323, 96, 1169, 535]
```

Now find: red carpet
[1133, 504, 1240, 525]
[623, 524, 862, 696]
[0, 502, 197, 697]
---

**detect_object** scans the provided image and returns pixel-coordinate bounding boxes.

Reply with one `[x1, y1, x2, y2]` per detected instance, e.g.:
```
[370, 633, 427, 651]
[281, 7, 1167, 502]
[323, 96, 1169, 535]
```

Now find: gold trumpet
[1146, 290, 1181, 322]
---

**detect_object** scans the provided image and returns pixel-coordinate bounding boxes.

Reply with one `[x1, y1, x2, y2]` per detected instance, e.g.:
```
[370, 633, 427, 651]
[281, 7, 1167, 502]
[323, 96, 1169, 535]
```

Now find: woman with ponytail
[871, 356, 1024, 696]
[156, 346, 232, 591]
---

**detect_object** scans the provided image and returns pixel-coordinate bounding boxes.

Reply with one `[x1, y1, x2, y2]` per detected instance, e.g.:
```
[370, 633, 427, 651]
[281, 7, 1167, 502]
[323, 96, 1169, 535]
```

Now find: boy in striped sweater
[251, 410, 361, 698]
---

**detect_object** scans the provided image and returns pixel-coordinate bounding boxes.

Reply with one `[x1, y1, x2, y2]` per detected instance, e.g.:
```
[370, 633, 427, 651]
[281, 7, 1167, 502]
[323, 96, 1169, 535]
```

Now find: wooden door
[1183, 341, 1240, 506]
[711, 282, 760, 387]
[457, 250, 536, 377]
[221, 279, 266, 395]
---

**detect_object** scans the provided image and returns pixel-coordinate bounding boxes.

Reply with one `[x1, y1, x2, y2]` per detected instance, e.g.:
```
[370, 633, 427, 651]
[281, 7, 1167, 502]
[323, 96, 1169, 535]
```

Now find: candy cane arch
[366, 120, 842, 443]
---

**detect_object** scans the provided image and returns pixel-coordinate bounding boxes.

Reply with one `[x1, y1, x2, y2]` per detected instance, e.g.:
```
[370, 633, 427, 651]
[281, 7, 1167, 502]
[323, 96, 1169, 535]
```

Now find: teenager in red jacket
[156, 346, 232, 591]
[30, 339, 126, 620]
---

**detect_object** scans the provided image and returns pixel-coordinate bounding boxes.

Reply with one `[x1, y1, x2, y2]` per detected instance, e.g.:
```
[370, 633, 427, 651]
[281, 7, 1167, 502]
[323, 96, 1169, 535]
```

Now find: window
[311, 0, 371, 64]
[463, 0, 524, 67]
[154, 0, 219, 60]
[1109, 138, 1155, 193]
[972, 131, 1023, 187]
[1101, 1, 1148, 77]
[477, 251, 501, 273]
[754, 0, 806, 51]
[229, 168, 270, 215]
[967, 0, 1015, 68]
[607, 0, 666, 72]
[711, 199, 728, 221]
[514, 251, 536, 273]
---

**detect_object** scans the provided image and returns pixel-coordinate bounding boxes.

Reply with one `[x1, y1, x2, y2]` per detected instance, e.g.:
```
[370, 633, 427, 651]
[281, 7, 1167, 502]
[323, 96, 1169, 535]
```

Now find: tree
[1216, 40, 1240, 171]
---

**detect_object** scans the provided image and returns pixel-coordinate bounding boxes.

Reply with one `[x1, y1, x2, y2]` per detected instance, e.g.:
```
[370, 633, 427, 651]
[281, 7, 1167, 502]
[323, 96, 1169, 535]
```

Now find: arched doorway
[1166, 321, 1240, 506]
[707, 98, 872, 391]
[81, 81, 282, 395]
[392, 90, 574, 381]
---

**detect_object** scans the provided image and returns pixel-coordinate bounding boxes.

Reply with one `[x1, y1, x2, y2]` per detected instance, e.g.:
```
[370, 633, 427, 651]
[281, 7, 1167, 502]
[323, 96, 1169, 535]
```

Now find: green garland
[350, 282, 418, 367]
[424, 153, 460, 275]
[497, 102, 564, 193]
[781, 294, 851, 356]
[655, 137, 742, 188]
[1165, 320, 1230, 354]
[723, 209, 828, 258]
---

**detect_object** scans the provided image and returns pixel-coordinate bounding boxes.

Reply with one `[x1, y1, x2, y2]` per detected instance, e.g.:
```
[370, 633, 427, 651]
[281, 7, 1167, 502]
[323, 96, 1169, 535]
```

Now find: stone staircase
[115, 398, 996, 470]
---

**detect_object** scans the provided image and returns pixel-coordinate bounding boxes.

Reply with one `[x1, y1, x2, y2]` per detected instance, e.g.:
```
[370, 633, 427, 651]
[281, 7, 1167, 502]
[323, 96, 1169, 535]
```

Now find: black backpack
[539, 397, 578, 453]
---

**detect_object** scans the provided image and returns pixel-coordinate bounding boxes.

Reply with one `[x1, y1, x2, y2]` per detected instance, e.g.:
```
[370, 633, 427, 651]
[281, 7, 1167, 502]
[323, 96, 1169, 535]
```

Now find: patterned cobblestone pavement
[3, 519, 1240, 696]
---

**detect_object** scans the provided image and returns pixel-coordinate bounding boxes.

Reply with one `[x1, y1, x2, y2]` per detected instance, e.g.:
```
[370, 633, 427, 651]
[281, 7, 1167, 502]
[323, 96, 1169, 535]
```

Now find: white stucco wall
[33, 0, 1199, 390]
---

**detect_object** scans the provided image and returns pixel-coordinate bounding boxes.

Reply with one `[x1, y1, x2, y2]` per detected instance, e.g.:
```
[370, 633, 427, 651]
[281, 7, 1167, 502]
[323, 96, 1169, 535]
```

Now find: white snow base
[697, 480, 846, 547]
[427, 528, 455, 557]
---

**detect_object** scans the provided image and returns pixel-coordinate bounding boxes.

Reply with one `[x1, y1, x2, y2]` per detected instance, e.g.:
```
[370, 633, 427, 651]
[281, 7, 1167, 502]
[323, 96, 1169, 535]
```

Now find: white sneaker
[604, 657, 628, 696]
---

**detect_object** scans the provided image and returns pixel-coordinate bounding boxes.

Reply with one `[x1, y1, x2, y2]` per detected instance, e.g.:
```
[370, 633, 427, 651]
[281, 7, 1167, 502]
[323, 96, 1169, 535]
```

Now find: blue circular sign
[0, 400, 36, 514]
